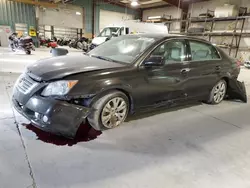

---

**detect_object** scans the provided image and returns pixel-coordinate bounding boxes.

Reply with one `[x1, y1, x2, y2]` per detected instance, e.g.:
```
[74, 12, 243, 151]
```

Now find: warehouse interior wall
[0, 0, 36, 32]
[142, 6, 182, 20]
[142, 6, 182, 32]
[73, 0, 93, 37]
[38, 4, 83, 29]
[98, 9, 135, 33]
[0, 0, 139, 39]
[188, 0, 248, 17]
[73, 0, 139, 38]
[95, 2, 140, 35]
[188, 0, 250, 57]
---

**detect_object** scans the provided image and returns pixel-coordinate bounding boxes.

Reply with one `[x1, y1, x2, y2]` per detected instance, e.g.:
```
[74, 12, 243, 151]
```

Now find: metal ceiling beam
[96, 0, 129, 8]
[8, 0, 58, 8]
[141, 4, 170, 10]
[162, 0, 187, 11]
[162, 0, 210, 12]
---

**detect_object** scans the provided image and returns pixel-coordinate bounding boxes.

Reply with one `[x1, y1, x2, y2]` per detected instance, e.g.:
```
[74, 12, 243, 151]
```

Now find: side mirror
[143, 56, 164, 67]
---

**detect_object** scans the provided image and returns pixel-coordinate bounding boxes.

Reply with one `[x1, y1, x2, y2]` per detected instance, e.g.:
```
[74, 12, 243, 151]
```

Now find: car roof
[128, 33, 209, 43]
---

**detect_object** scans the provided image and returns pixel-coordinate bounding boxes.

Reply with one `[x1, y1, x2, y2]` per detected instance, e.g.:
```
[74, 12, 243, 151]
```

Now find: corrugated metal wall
[73, 0, 139, 36]
[0, 0, 36, 30]
[0, 0, 139, 37]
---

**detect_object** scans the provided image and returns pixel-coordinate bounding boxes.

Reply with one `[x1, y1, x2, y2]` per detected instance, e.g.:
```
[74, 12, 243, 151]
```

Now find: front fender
[90, 79, 132, 95]
[76, 79, 134, 112]
[68, 78, 133, 100]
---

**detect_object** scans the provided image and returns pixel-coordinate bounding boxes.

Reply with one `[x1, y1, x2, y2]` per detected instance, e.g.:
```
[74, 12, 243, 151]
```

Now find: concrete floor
[1, 47, 250, 188]
[0, 46, 82, 73]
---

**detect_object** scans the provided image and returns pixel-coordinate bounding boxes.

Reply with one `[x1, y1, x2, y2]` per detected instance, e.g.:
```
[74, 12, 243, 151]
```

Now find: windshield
[88, 35, 156, 64]
[98, 27, 120, 37]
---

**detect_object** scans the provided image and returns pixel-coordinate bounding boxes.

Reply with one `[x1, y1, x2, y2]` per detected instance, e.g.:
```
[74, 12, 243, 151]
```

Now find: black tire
[207, 79, 227, 104]
[87, 91, 129, 131]
[25, 50, 31, 55]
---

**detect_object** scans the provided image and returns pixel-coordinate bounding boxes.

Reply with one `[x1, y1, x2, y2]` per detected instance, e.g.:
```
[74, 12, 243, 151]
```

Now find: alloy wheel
[213, 81, 226, 103]
[101, 97, 128, 128]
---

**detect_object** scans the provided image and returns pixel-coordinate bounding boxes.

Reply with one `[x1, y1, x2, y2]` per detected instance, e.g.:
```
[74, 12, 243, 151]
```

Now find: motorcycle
[69, 37, 89, 52]
[9, 33, 35, 55]
[57, 37, 71, 46]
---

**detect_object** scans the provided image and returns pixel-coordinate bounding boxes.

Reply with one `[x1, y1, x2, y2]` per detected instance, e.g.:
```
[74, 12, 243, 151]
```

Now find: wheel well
[221, 77, 229, 86]
[88, 88, 134, 113]
[115, 88, 134, 113]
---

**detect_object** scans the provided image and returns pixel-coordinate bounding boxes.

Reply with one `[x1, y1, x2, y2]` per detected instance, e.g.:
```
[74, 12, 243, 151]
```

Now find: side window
[190, 41, 220, 61]
[150, 40, 186, 64]
[125, 27, 129, 34]
[119, 27, 124, 35]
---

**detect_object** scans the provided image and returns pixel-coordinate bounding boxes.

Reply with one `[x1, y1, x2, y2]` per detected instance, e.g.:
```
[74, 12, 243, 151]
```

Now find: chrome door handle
[181, 68, 190, 74]
[215, 66, 221, 71]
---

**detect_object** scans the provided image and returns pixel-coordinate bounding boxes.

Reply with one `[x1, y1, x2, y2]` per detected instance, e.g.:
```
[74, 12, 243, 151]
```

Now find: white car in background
[244, 61, 250, 68]
[89, 20, 168, 50]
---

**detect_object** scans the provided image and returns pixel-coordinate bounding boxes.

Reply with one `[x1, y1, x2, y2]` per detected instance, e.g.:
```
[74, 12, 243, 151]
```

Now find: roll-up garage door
[38, 5, 82, 39]
[39, 5, 83, 29]
[99, 10, 134, 32]
[54, 27, 78, 39]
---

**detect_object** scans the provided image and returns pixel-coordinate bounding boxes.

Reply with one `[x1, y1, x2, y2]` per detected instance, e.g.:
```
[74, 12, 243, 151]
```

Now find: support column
[92, 0, 96, 38]
[35, 6, 39, 47]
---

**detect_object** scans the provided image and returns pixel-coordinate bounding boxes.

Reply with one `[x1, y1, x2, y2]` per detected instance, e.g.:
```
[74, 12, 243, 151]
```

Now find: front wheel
[25, 50, 31, 55]
[87, 91, 129, 131]
[207, 80, 227, 104]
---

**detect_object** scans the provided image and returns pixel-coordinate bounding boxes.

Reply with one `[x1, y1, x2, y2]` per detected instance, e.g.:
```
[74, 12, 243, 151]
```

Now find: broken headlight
[41, 80, 78, 96]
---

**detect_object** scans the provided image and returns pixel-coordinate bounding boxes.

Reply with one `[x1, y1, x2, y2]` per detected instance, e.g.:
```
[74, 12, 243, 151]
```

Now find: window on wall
[150, 40, 186, 64]
[190, 41, 220, 61]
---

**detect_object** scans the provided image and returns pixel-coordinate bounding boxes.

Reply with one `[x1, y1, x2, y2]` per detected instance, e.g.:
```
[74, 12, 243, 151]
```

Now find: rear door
[187, 40, 222, 98]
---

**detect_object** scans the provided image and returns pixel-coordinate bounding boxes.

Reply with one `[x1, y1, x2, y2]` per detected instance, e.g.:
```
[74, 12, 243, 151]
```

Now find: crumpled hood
[91, 37, 108, 45]
[27, 55, 125, 81]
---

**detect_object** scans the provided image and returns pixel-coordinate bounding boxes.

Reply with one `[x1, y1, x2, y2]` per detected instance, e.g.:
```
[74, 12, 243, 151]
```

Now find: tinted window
[125, 27, 129, 34]
[190, 41, 220, 61]
[150, 40, 186, 64]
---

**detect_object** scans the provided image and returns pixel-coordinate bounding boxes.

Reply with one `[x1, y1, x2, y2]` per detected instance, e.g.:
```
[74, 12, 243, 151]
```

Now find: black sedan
[12, 34, 243, 138]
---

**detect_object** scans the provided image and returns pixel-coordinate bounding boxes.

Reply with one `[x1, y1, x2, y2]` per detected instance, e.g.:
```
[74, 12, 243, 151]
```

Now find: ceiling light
[131, 1, 139, 6]
[148, 16, 162, 19]
[76, 12, 81, 15]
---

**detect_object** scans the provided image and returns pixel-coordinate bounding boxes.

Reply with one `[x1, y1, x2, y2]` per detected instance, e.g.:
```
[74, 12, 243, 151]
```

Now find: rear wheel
[87, 91, 129, 131]
[207, 79, 227, 104]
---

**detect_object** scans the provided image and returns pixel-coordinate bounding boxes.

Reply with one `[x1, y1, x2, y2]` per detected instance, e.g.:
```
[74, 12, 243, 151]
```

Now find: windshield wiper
[91, 55, 116, 62]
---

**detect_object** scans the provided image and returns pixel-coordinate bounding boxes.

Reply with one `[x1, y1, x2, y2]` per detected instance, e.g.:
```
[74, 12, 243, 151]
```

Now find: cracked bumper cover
[12, 95, 91, 138]
[227, 79, 247, 103]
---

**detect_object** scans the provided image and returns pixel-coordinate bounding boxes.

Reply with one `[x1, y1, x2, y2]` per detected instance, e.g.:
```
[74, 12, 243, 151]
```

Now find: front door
[186, 40, 222, 99]
[138, 39, 190, 108]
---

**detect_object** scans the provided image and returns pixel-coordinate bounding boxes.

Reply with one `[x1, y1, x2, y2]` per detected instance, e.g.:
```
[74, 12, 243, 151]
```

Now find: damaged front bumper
[12, 95, 91, 138]
[227, 79, 247, 103]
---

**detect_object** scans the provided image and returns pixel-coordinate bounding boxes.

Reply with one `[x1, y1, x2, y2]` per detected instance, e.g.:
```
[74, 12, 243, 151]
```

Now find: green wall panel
[73, 0, 93, 34]
[0, 0, 36, 31]
[73, 0, 139, 36]
[0, 0, 139, 37]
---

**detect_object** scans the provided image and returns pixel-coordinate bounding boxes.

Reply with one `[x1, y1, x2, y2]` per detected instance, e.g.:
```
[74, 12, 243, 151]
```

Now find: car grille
[16, 74, 39, 94]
